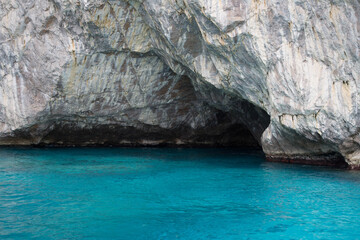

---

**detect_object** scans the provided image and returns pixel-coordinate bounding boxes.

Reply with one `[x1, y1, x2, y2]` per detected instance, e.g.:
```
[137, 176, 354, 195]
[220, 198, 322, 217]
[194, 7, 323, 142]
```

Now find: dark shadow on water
[1, 147, 360, 182]
[0, 146, 265, 168]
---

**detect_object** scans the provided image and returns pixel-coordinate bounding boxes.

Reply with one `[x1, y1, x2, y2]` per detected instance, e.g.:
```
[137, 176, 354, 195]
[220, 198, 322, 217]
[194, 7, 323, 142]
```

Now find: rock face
[0, 0, 359, 167]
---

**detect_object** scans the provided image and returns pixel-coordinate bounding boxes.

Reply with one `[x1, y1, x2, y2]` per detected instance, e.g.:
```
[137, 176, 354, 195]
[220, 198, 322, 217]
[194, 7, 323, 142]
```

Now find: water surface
[1, 148, 360, 239]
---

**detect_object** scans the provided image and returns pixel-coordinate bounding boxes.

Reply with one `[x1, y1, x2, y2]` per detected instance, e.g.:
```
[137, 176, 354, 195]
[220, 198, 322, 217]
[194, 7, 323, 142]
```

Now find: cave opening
[33, 98, 271, 148]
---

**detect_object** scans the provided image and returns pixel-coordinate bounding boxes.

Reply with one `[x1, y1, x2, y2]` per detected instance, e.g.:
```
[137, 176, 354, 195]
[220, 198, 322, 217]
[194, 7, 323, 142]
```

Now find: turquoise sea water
[0, 148, 360, 240]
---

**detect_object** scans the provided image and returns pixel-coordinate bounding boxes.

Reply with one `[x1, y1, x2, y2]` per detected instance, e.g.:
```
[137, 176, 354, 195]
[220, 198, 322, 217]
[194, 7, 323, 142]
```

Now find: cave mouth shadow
[38, 98, 270, 149]
[2, 101, 271, 151]
[34, 119, 264, 148]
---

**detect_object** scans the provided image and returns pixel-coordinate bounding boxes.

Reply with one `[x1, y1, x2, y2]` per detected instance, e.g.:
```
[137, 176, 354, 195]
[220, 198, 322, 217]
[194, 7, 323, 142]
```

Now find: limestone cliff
[0, 0, 359, 168]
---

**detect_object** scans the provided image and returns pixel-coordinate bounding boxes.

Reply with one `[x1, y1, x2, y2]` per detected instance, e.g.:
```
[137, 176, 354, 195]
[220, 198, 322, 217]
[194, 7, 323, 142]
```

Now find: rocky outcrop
[0, 0, 359, 167]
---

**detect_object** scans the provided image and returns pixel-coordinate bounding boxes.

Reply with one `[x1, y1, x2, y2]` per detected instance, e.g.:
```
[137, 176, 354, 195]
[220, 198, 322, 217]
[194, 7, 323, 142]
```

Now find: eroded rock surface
[0, 0, 359, 167]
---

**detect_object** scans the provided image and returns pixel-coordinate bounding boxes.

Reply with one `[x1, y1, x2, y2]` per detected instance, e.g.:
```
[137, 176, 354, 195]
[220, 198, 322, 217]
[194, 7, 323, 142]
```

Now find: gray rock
[0, 0, 359, 167]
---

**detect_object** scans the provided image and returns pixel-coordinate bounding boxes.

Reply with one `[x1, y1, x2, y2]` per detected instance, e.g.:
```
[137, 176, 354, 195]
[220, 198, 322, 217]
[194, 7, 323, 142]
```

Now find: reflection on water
[0, 147, 360, 239]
